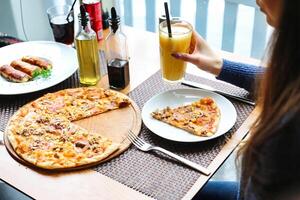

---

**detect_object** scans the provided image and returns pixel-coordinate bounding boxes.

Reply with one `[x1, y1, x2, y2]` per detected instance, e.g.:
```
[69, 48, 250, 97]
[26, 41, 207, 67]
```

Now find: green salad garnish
[33, 69, 52, 80]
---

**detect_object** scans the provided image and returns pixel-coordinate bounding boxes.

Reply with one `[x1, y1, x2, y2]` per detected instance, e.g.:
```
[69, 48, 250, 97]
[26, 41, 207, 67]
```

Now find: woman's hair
[238, 0, 300, 199]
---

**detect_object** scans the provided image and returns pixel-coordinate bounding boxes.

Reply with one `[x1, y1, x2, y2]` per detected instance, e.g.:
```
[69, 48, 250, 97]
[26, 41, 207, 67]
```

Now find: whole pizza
[6, 87, 131, 169]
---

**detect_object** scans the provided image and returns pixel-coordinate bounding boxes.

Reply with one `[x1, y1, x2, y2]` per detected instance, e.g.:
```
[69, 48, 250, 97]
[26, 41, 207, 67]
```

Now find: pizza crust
[33, 143, 119, 170]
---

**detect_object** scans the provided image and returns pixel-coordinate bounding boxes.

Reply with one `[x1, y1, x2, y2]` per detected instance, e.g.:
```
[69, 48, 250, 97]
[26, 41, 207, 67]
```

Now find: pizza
[6, 87, 131, 169]
[151, 97, 220, 137]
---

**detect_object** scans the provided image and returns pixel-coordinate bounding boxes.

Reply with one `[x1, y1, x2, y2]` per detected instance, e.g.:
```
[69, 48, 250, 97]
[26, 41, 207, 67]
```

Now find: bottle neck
[78, 14, 93, 33]
[79, 20, 93, 33]
[109, 15, 122, 34]
[109, 24, 122, 34]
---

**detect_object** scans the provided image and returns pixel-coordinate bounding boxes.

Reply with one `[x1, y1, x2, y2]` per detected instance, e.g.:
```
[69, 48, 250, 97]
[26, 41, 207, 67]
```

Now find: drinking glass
[159, 19, 193, 83]
[47, 5, 74, 45]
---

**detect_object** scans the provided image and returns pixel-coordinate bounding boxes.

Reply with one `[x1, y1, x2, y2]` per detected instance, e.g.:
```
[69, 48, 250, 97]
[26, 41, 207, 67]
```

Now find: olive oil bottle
[75, 5, 100, 86]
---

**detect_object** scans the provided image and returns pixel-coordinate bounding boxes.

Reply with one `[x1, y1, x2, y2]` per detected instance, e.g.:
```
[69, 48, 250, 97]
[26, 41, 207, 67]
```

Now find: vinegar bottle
[75, 5, 101, 86]
[105, 7, 130, 90]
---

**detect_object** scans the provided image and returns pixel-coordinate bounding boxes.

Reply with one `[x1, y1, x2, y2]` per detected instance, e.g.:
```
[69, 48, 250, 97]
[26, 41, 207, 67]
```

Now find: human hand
[171, 31, 223, 76]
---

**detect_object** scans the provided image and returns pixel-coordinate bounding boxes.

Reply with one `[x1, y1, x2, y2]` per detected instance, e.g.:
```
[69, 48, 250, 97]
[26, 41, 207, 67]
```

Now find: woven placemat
[94, 71, 254, 200]
[0, 70, 254, 200]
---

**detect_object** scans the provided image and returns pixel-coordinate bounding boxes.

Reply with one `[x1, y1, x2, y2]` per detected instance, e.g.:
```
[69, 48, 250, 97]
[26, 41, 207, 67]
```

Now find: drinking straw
[164, 2, 172, 38]
[66, 0, 77, 22]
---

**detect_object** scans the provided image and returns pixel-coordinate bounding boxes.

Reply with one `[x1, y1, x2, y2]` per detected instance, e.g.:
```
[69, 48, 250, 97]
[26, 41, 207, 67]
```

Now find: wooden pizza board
[3, 89, 142, 172]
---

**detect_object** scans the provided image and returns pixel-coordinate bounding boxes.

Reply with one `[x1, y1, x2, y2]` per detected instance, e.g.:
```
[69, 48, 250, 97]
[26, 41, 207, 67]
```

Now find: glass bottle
[75, 5, 101, 86]
[105, 7, 130, 90]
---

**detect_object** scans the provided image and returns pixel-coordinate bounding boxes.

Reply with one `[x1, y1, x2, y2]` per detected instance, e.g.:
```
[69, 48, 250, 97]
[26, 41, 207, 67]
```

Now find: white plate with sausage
[0, 41, 78, 95]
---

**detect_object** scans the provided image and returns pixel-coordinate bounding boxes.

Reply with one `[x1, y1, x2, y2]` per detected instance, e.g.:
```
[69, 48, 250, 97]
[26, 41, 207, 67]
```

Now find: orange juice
[159, 20, 192, 83]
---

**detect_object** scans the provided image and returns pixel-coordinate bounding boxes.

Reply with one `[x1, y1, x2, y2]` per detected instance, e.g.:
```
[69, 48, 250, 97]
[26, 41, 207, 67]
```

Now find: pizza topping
[19, 128, 30, 136]
[19, 108, 29, 117]
[30, 140, 41, 150]
[75, 140, 89, 148]
[173, 113, 185, 121]
[54, 153, 60, 159]
[30, 140, 53, 151]
[104, 90, 112, 97]
[36, 116, 50, 124]
[74, 139, 90, 153]
[49, 103, 64, 112]
[63, 150, 76, 158]
[52, 146, 63, 152]
[45, 126, 57, 134]
[118, 99, 130, 108]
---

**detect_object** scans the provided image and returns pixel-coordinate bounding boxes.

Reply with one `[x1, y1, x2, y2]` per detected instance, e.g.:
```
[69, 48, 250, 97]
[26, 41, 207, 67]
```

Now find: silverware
[0, 131, 4, 145]
[127, 130, 211, 176]
[181, 80, 255, 106]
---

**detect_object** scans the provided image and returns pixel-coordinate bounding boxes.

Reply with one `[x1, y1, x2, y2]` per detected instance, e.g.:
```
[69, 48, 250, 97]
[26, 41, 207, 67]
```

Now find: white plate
[0, 41, 78, 95]
[142, 88, 237, 142]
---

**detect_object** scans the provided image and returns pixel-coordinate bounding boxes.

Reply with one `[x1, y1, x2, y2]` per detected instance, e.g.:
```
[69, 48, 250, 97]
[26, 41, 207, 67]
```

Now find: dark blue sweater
[216, 59, 265, 92]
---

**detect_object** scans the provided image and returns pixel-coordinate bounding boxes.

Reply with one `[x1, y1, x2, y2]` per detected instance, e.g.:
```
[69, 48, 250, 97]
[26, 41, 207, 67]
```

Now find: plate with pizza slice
[142, 88, 237, 142]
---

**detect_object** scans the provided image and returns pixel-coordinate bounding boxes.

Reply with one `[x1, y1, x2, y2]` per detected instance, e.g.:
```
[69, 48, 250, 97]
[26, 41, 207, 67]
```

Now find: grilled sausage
[22, 56, 52, 70]
[11, 60, 41, 76]
[0, 64, 30, 82]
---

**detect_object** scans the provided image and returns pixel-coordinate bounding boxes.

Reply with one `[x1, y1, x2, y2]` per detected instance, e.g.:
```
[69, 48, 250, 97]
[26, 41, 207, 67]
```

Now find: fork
[127, 131, 211, 176]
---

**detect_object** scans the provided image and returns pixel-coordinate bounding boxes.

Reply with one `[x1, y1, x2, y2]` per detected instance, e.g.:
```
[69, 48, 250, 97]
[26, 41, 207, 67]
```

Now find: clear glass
[159, 19, 193, 84]
[47, 5, 74, 45]
[75, 15, 101, 86]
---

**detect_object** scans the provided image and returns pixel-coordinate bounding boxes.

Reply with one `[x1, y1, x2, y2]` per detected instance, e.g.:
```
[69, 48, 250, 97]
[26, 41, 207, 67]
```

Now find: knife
[181, 80, 256, 106]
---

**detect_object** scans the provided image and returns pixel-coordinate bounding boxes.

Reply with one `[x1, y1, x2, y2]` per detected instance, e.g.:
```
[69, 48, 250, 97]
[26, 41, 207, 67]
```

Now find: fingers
[189, 31, 203, 53]
[171, 53, 199, 65]
[189, 32, 197, 54]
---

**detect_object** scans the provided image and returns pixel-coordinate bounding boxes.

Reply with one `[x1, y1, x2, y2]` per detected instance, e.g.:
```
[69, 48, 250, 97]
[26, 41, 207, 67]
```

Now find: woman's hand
[172, 31, 223, 76]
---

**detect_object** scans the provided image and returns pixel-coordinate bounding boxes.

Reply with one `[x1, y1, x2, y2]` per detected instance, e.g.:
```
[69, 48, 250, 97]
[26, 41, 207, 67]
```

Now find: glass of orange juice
[159, 19, 193, 83]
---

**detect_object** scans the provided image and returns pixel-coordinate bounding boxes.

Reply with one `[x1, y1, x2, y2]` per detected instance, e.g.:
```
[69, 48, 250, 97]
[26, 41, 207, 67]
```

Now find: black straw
[164, 2, 172, 38]
[66, 0, 77, 22]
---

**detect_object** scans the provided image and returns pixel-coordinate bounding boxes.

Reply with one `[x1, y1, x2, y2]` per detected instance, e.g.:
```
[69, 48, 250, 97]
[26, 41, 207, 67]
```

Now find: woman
[173, 0, 300, 199]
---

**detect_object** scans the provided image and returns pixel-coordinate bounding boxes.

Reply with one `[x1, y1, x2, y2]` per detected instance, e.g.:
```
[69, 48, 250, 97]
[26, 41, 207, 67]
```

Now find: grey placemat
[0, 70, 254, 200]
[94, 71, 254, 200]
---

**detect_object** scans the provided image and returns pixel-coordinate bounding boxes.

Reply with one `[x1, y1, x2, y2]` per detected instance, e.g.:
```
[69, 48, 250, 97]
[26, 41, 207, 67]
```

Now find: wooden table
[0, 26, 260, 200]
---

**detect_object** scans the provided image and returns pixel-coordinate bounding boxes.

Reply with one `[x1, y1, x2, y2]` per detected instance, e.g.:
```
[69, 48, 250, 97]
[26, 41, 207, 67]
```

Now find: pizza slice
[151, 97, 221, 137]
[30, 87, 131, 121]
